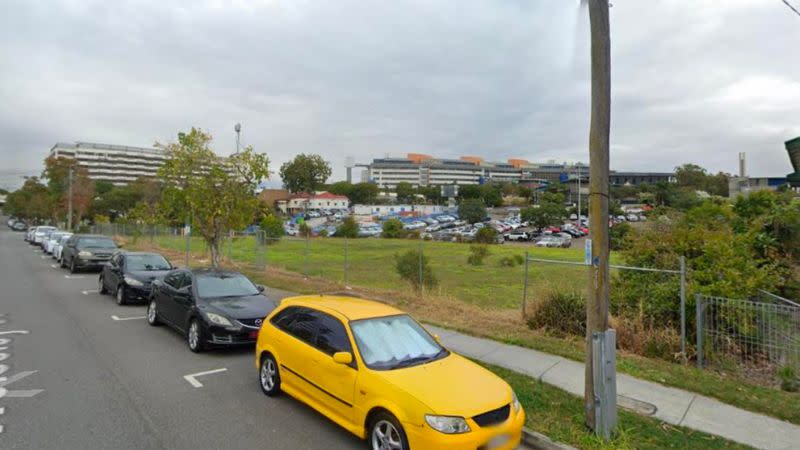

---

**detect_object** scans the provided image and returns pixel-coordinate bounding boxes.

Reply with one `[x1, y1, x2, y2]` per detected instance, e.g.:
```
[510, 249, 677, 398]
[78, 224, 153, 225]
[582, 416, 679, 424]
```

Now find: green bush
[467, 245, 490, 266]
[474, 226, 498, 244]
[336, 216, 359, 238]
[527, 291, 586, 337]
[778, 366, 800, 392]
[610, 222, 632, 250]
[394, 249, 437, 291]
[458, 198, 487, 224]
[298, 222, 311, 238]
[382, 218, 405, 238]
[260, 215, 285, 243]
[513, 254, 525, 265]
[499, 256, 518, 267]
[318, 229, 329, 237]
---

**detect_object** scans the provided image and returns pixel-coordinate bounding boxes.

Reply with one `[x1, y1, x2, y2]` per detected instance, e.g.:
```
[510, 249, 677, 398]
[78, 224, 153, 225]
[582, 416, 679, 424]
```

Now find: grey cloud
[0, 0, 798, 181]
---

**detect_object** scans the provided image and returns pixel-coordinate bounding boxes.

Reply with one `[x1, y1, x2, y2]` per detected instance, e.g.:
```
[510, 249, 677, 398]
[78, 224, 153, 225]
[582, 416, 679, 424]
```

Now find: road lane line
[183, 368, 228, 388]
[82, 290, 100, 295]
[111, 315, 146, 321]
[64, 275, 86, 279]
[50, 264, 60, 269]
[0, 331, 29, 336]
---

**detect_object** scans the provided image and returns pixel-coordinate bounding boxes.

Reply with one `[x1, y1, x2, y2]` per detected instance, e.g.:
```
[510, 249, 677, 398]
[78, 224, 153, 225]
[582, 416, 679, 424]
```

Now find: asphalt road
[0, 226, 364, 450]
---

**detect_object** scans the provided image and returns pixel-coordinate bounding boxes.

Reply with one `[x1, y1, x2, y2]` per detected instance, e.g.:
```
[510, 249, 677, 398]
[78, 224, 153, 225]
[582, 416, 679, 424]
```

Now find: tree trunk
[210, 238, 221, 269]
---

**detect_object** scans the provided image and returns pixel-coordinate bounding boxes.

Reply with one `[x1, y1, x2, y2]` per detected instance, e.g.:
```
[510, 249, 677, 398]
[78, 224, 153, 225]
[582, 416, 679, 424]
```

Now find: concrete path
[425, 325, 800, 450]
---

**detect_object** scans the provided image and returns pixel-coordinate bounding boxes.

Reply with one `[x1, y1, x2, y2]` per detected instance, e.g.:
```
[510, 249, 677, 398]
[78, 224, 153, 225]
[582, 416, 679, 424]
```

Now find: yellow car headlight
[425, 415, 471, 434]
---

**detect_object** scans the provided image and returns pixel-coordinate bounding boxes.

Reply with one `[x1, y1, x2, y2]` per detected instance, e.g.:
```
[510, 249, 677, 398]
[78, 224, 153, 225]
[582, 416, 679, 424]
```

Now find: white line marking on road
[4, 389, 44, 398]
[0, 331, 29, 336]
[64, 275, 86, 279]
[110, 315, 146, 321]
[183, 368, 228, 388]
[50, 264, 60, 269]
[40, 255, 48, 259]
[82, 290, 99, 295]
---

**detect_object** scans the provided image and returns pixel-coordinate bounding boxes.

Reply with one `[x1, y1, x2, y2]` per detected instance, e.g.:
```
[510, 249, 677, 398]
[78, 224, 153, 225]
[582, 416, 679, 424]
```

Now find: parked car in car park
[148, 269, 278, 352]
[60, 234, 119, 273]
[505, 231, 529, 241]
[44, 231, 69, 254]
[255, 295, 524, 450]
[31, 226, 56, 246]
[99, 251, 173, 305]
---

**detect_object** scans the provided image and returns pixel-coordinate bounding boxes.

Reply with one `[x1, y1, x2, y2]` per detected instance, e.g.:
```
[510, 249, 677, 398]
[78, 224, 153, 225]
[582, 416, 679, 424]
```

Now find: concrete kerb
[522, 428, 577, 450]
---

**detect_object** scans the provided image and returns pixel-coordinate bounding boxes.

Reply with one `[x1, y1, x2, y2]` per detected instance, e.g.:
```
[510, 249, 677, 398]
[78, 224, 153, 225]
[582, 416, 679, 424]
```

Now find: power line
[783, 0, 800, 17]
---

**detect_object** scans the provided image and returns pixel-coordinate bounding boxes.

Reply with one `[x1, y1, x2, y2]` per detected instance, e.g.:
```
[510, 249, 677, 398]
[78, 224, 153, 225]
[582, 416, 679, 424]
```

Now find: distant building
[49, 142, 167, 186]
[257, 189, 290, 209]
[352, 204, 446, 217]
[609, 172, 676, 186]
[278, 191, 349, 214]
[787, 137, 800, 188]
[728, 177, 788, 197]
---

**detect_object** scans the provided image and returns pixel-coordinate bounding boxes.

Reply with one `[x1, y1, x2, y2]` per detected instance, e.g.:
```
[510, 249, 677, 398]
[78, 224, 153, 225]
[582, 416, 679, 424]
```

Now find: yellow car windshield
[351, 315, 447, 370]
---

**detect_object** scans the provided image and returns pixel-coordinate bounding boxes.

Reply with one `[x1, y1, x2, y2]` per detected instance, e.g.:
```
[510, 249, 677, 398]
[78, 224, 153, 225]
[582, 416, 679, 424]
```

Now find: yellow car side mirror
[333, 352, 353, 365]
[433, 334, 441, 343]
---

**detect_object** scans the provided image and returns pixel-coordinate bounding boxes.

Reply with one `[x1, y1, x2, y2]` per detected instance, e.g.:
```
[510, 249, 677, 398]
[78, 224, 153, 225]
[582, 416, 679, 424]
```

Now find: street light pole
[234, 123, 241, 155]
[585, 0, 613, 435]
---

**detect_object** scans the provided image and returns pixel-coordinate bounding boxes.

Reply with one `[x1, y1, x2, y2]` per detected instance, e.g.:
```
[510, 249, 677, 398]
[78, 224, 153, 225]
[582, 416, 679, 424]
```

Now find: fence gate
[696, 294, 800, 372]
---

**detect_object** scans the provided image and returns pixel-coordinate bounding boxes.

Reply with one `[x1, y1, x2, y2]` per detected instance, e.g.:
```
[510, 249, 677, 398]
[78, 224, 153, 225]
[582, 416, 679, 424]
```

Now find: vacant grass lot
[151, 234, 601, 310]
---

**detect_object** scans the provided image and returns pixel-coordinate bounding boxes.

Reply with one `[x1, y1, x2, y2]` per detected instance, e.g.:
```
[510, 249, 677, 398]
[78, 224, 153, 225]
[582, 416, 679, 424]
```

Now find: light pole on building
[234, 122, 241, 154]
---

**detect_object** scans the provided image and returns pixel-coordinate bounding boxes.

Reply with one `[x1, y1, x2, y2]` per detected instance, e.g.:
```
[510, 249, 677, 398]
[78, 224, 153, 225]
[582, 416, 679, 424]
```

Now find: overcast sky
[1, 0, 798, 186]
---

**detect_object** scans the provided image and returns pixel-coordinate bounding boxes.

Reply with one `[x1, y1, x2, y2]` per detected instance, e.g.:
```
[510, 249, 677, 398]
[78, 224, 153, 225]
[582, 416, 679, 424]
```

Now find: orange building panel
[460, 156, 483, 165]
[407, 153, 433, 164]
[508, 158, 530, 168]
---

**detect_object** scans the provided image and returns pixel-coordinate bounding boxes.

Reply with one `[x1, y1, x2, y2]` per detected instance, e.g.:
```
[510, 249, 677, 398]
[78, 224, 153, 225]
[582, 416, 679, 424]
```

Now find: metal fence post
[344, 237, 349, 287]
[184, 223, 190, 268]
[696, 293, 704, 368]
[680, 255, 686, 358]
[418, 238, 423, 294]
[522, 251, 530, 319]
[304, 234, 309, 278]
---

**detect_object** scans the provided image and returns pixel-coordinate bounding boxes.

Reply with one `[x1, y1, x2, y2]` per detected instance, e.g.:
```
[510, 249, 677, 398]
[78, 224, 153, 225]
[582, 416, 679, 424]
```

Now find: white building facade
[49, 142, 168, 186]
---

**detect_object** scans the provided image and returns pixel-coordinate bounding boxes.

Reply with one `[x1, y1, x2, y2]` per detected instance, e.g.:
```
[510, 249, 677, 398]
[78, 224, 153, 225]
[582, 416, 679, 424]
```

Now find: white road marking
[64, 275, 86, 279]
[110, 315, 146, 321]
[0, 371, 44, 398]
[0, 331, 29, 336]
[81, 290, 99, 295]
[40, 256, 48, 259]
[50, 264, 60, 269]
[183, 368, 228, 388]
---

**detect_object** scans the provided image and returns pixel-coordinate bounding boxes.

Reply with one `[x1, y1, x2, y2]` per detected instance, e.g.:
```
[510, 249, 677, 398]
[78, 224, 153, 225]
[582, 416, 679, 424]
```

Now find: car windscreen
[195, 274, 259, 298]
[59, 235, 72, 244]
[350, 314, 447, 370]
[77, 238, 117, 249]
[126, 254, 171, 271]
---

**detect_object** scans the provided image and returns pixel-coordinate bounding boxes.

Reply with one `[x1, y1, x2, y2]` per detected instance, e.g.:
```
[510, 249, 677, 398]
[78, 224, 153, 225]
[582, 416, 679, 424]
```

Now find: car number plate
[486, 434, 510, 449]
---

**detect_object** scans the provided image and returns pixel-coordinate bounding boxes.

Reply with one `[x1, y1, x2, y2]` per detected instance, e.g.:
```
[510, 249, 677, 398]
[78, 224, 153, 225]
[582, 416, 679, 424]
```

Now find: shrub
[458, 198, 487, 224]
[527, 290, 585, 337]
[318, 229, 329, 237]
[778, 366, 800, 392]
[260, 215, 284, 243]
[336, 216, 359, 238]
[467, 245, 490, 266]
[499, 256, 517, 267]
[612, 316, 681, 361]
[610, 222, 632, 250]
[298, 222, 311, 238]
[382, 218, 405, 238]
[394, 249, 437, 291]
[513, 254, 525, 265]
[474, 226, 498, 244]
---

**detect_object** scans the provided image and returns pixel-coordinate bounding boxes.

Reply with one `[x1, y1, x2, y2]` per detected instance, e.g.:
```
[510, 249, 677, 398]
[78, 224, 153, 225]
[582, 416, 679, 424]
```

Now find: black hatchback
[99, 252, 173, 305]
[147, 269, 278, 352]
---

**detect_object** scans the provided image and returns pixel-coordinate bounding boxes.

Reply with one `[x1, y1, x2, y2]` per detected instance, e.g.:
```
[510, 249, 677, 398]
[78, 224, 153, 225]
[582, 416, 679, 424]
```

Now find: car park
[99, 251, 173, 305]
[60, 234, 119, 273]
[147, 269, 278, 352]
[255, 295, 524, 450]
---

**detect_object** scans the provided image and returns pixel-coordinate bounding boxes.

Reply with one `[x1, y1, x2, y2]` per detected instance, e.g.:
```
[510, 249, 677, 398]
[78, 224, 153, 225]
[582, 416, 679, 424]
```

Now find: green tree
[382, 218, 405, 238]
[4, 178, 51, 223]
[336, 216, 359, 238]
[675, 163, 708, 190]
[394, 249, 437, 291]
[481, 184, 503, 207]
[522, 192, 566, 229]
[94, 180, 115, 196]
[418, 186, 443, 204]
[348, 182, 380, 204]
[158, 128, 270, 268]
[327, 181, 353, 197]
[474, 226, 498, 244]
[395, 182, 415, 203]
[279, 154, 332, 193]
[458, 198, 487, 224]
[260, 215, 285, 243]
[42, 155, 95, 226]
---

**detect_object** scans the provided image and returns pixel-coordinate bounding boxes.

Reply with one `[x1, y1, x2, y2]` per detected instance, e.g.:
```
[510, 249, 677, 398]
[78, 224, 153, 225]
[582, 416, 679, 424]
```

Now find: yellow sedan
[255, 295, 525, 450]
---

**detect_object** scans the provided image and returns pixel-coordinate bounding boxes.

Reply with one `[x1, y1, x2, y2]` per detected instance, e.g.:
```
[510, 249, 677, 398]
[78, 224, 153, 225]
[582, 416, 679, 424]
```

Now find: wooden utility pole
[585, 0, 612, 432]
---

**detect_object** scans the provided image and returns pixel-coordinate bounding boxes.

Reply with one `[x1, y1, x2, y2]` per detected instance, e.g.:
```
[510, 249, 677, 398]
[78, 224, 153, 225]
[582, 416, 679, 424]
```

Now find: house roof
[288, 191, 348, 201]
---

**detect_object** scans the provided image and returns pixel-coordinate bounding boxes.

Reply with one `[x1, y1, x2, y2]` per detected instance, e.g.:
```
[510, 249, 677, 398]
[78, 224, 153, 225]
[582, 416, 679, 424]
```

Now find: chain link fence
[696, 294, 800, 373]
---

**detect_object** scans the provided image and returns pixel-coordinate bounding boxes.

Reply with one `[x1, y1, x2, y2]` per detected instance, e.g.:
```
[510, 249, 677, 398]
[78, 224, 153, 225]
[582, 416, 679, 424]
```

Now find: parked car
[255, 295, 525, 450]
[53, 233, 73, 262]
[505, 231, 529, 241]
[32, 226, 57, 246]
[44, 231, 69, 254]
[61, 234, 119, 273]
[10, 221, 27, 232]
[99, 252, 173, 305]
[147, 269, 278, 352]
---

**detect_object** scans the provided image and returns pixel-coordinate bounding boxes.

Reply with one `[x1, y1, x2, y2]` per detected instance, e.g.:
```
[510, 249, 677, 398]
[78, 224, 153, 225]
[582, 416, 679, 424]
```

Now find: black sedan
[99, 252, 173, 305]
[147, 269, 278, 352]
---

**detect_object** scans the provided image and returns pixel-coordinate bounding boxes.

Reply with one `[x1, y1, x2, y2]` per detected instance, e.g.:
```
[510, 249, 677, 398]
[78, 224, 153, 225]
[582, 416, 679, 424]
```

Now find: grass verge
[488, 363, 752, 449]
